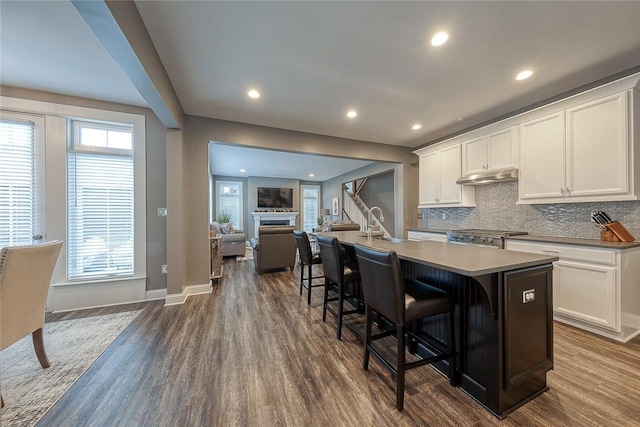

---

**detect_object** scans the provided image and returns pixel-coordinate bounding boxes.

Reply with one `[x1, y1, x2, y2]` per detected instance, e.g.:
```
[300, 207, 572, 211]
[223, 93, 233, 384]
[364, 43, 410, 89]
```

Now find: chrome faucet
[367, 206, 384, 239]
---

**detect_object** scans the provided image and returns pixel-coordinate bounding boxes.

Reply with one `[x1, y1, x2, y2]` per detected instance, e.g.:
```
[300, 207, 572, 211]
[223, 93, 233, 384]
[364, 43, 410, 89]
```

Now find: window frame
[66, 123, 136, 281]
[300, 184, 320, 233]
[1, 96, 146, 291]
[216, 180, 243, 230]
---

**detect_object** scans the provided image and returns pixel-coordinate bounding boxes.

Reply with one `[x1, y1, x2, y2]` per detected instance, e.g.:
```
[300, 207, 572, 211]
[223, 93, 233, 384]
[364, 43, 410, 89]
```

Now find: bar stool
[316, 235, 361, 340]
[293, 230, 324, 305]
[354, 244, 456, 411]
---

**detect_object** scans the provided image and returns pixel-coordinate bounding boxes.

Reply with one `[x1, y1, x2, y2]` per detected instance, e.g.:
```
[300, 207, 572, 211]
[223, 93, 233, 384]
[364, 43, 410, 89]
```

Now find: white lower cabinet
[407, 231, 448, 242]
[553, 259, 617, 330]
[505, 239, 640, 342]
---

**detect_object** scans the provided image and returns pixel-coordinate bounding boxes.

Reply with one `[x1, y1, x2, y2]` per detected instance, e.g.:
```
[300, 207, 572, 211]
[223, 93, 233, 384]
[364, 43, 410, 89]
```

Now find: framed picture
[332, 197, 339, 216]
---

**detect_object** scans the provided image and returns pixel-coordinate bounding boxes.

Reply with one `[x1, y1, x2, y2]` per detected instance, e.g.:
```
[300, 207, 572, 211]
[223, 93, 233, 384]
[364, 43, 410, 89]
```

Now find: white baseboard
[48, 278, 147, 313]
[146, 288, 167, 301]
[164, 283, 212, 306]
[47, 279, 211, 312]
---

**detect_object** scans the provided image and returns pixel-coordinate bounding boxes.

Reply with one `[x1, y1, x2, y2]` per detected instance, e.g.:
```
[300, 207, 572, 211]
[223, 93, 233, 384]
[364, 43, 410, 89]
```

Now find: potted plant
[217, 211, 233, 224]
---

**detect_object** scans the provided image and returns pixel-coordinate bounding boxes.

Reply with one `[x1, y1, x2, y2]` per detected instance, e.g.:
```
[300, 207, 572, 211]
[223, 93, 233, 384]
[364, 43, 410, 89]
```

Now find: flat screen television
[257, 187, 294, 209]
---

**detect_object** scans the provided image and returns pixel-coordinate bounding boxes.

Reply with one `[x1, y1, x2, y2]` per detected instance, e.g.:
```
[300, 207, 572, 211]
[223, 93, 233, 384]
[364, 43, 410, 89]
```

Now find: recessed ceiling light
[412, 124, 422, 130]
[457, 117, 463, 121]
[239, 169, 246, 173]
[431, 31, 449, 47]
[247, 89, 260, 98]
[346, 110, 357, 118]
[515, 70, 533, 81]
[309, 173, 315, 177]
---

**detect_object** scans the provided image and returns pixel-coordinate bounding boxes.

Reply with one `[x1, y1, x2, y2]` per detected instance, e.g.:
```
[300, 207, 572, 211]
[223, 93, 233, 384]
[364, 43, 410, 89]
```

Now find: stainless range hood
[456, 168, 518, 186]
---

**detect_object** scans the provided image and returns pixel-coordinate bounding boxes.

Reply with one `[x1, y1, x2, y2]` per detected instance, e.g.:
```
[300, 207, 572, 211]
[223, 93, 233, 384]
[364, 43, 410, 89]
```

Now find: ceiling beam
[71, 0, 183, 129]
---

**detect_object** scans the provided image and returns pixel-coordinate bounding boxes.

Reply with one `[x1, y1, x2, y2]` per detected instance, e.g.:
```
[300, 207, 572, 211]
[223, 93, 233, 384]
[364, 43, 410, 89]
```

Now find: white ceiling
[209, 143, 374, 182]
[3, 1, 640, 180]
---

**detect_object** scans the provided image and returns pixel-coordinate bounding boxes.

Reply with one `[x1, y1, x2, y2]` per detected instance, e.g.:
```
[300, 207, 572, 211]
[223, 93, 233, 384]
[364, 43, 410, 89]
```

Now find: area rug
[0, 310, 142, 426]
[236, 244, 253, 261]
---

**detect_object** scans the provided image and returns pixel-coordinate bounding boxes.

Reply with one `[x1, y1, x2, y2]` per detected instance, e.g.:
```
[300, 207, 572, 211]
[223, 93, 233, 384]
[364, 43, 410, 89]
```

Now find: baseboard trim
[146, 288, 167, 301]
[49, 278, 147, 313]
[164, 283, 212, 306]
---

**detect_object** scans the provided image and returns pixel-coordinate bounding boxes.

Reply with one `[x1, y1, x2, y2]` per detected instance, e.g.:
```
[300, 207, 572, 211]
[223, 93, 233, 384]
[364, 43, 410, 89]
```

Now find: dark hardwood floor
[38, 257, 640, 426]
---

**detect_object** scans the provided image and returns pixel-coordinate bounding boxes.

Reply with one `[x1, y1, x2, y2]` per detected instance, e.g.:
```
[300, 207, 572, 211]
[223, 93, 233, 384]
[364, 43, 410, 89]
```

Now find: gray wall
[185, 115, 417, 286]
[421, 181, 640, 239]
[1, 85, 168, 291]
[358, 170, 395, 230]
[323, 163, 405, 237]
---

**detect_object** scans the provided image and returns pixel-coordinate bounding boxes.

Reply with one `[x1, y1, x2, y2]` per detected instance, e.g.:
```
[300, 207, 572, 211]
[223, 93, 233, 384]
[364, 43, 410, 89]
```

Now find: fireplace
[261, 219, 290, 226]
[251, 211, 299, 236]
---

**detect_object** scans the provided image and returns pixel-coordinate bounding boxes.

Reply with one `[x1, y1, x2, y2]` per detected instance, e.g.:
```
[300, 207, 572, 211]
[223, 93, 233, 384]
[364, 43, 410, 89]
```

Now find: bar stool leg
[299, 266, 304, 296]
[336, 283, 344, 340]
[396, 325, 406, 411]
[307, 264, 313, 305]
[363, 305, 372, 370]
[322, 278, 330, 322]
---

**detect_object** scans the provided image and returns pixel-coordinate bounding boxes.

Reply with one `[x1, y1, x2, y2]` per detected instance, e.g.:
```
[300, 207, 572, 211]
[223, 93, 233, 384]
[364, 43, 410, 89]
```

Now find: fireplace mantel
[251, 211, 299, 235]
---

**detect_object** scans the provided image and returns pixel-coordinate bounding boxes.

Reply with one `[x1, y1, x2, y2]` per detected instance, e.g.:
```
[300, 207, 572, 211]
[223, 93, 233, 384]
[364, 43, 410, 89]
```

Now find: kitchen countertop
[506, 234, 640, 249]
[407, 228, 640, 249]
[317, 230, 557, 277]
[406, 228, 448, 234]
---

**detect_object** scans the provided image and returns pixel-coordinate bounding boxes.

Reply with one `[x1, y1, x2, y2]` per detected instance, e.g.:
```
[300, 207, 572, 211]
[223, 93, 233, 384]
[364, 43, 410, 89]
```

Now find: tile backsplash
[422, 182, 640, 240]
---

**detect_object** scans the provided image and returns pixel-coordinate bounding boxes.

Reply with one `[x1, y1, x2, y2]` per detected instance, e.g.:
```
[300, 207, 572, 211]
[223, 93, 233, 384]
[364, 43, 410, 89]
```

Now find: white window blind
[68, 121, 134, 280]
[217, 181, 242, 229]
[301, 186, 319, 233]
[0, 119, 36, 247]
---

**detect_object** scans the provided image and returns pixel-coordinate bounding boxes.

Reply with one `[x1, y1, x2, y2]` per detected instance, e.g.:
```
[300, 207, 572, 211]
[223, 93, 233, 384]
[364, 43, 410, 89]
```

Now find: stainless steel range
[446, 229, 528, 249]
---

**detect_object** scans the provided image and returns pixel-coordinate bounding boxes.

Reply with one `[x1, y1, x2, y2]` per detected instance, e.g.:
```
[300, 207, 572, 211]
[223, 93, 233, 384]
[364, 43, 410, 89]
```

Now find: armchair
[0, 240, 63, 408]
[249, 226, 297, 274]
[210, 221, 247, 257]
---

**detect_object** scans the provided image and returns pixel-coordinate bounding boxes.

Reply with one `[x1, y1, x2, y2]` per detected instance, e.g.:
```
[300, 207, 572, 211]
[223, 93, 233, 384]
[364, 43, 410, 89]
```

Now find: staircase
[342, 184, 390, 237]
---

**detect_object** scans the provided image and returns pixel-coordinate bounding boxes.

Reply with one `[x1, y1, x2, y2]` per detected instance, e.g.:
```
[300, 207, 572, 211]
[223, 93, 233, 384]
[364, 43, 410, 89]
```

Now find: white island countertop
[317, 230, 558, 277]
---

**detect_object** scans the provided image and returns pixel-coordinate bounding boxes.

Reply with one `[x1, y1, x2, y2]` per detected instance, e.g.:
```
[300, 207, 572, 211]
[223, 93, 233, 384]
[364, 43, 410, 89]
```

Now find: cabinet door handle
[560, 187, 565, 196]
[566, 187, 571, 195]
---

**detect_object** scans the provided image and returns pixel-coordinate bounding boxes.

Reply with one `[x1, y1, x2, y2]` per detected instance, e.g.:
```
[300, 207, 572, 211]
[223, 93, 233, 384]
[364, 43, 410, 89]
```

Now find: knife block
[603, 221, 635, 242]
[600, 230, 621, 242]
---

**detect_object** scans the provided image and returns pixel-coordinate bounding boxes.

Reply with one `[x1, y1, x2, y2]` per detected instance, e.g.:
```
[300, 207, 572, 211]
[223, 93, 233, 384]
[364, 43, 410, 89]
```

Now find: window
[67, 120, 134, 280]
[301, 185, 320, 233]
[0, 114, 43, 247]
[216, 181, 243, 229]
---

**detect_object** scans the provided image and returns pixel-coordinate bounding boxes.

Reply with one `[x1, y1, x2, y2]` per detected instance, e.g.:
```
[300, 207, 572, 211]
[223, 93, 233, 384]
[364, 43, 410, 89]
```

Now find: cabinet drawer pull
[542, 249, 560, 255]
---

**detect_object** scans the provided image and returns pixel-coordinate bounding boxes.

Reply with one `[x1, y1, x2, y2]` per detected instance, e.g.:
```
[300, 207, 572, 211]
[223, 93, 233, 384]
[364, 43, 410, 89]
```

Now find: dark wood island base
[320, 231, 557, 418]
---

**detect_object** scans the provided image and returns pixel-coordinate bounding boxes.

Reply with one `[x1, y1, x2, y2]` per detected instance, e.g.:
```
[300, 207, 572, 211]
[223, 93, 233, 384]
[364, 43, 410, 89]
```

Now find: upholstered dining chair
[354, 243, 456, 411]
[316, 235, 362, 340]
[293, 230, 324, 305]
[0, 240, 63, 408]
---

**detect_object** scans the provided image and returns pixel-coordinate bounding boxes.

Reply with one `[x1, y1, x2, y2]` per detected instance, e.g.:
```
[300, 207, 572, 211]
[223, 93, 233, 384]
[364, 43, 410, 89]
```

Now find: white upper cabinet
[462, 127, 518, 175]
[519, 112, 566, 200]
[519, 91, 634, 204]
[416, 143, 475, 208]
[566, 93, 628, 198]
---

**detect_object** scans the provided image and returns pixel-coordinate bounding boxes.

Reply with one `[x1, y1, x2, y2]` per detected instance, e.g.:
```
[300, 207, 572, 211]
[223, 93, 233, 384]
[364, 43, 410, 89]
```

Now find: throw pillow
[211, 221, 222, 235]
[220, 223, 234, 234]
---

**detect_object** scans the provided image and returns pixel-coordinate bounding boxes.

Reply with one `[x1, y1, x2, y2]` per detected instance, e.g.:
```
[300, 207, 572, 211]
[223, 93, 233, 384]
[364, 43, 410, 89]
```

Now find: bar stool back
[293, 230, 324, 305]
[316, 235, 361, 340]
[354, 243, 456, 411]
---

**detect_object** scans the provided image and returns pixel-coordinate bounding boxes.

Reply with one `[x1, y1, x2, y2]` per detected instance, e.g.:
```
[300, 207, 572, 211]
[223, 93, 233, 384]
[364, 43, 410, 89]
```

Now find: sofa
[210, 221, 247, 257]
[327, 221, 361, 232]
[249, 226, 297, 274]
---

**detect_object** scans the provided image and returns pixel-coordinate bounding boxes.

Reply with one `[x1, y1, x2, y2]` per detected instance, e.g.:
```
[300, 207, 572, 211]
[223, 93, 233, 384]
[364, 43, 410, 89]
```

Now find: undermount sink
[381, 236, 408, 243]
[359, 234, 407, 243]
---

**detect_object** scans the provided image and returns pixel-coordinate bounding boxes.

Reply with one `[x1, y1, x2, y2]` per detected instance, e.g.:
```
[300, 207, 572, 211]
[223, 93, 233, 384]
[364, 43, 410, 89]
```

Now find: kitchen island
[318, 231, 558, 418]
